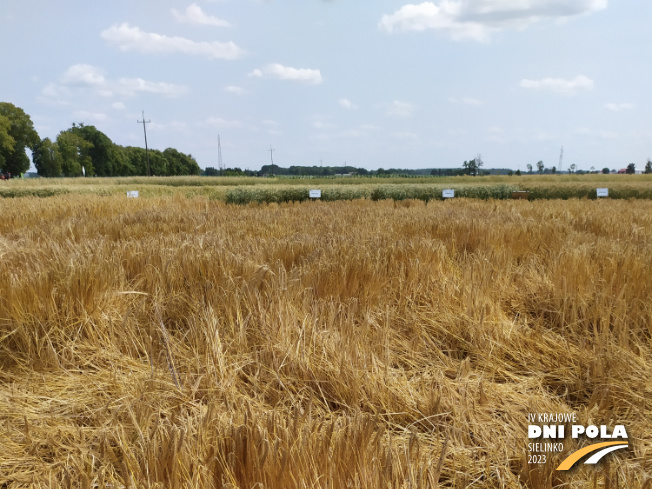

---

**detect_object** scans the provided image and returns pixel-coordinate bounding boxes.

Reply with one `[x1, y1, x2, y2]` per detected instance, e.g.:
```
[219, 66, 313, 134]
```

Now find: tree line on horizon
[0, 102, 200, 178]
[3, 102, 651, 179]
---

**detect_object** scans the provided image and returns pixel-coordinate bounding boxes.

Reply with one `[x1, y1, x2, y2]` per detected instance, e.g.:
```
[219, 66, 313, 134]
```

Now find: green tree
[32, 137, 61, 177]
[112, 145, 136, 176]
[626, 163, 636, 174]
[515, 169, 522, 176]
[644, 160, 652, 174]
[0, 114, 14, 155]
[149, 149, 167, 176]
[537, 160, 544, 173]
[124, 146, 148, 175]
[602, 167, 610, 174]
[551, 166, 557, 174]
[163, 148, 201, 176]
[462, 155, 483, 176]
[75, 124, 116, 176]
[124, 146, 166, 175]
[526, 163, 533, 174]
[56, 129, 93, 176]
[0, 102, 39, 176]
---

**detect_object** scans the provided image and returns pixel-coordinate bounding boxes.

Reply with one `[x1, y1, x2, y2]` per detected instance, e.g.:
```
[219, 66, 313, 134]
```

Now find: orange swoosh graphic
[556, 441, 628, 471]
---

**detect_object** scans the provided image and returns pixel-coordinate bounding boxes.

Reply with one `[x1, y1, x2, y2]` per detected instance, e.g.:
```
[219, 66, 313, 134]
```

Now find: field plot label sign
[597, 188, 609, 198]
[127, 191, 139, 198]
[309, 189, 321, 199]
[442, 189, 455, 199]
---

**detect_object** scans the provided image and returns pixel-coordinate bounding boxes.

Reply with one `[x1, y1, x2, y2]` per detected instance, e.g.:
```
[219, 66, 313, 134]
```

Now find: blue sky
[1, 0, 650, 171]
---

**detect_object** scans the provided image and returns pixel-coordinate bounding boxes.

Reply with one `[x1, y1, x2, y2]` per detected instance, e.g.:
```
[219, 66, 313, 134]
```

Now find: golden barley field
[0, 193, 651, 488]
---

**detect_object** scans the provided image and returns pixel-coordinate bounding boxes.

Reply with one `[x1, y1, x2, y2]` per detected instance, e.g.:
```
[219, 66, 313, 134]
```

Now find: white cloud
[313, 121, 337, 129]
[248, 64, 323, 84]
[379, 1, 607, 41]
[42, 64, 187, 103]
[172, 3, 230, 26]
[339, 98, 357, 109]
[386, 100, 415, 117]
[224, 85, 246, 95]
[462, 97, 484, 105]
[116, 77, 187, 97]
[61, 64, 106, 86]
[101, 23, 243, 59]
[41, 83, 71, 103]
[111, 102, 126, 110]
[520, 75, 594, 94]
[72, 110, 108, 122]
[604, 102, 634, 111]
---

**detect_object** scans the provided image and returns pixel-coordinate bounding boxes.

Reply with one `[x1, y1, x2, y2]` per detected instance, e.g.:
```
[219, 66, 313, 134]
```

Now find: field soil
[0, 195, 650, 488]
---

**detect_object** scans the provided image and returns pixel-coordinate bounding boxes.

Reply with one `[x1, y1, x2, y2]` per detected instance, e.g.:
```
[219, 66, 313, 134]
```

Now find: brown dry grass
[0, 195, 651, 488]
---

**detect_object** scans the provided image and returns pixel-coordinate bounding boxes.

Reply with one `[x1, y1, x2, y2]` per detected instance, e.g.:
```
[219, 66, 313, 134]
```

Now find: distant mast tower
[218, 135, 224, 176]
[559, 146, 564, 174]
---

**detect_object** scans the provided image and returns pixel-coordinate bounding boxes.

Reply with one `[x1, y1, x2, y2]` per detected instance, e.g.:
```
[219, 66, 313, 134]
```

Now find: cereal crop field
[0, 184, 651, 487]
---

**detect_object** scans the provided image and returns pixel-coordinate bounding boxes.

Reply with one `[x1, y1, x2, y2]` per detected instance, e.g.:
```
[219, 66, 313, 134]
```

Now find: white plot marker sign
[309, 189, 321, 199]
[596, 188, 609, 198]
[127, 190, 139, 198]
[442, 189, 455, 199]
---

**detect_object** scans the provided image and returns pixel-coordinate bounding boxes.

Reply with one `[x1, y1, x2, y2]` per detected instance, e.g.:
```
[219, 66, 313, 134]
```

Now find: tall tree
[112, 145, 136, 176]
[32, 137, 61, 177]
[56, 129, 93, 176]
[149, 149, 167, 176]
[163, 147, 201, 176]
[645, 159, 652, 174]
[462, 155, 483, 176]
[124, 146, 148, 175]
[537, 161, 544, 173]
[0, 114, 14, 155]
[0, 102, 39, 176]
[626, 163, 636, 174]
[75, 124, 116, 176]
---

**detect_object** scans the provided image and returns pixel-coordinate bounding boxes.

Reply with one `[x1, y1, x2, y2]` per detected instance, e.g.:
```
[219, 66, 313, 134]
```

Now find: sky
[2, 0, 651, 172]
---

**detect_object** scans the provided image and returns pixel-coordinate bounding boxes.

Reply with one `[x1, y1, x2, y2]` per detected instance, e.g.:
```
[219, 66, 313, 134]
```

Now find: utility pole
[559, 146, 564, 174]
[218, 134, 223, 176]
[137, 110, 151, 176]
[269, 145, 275, 175]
